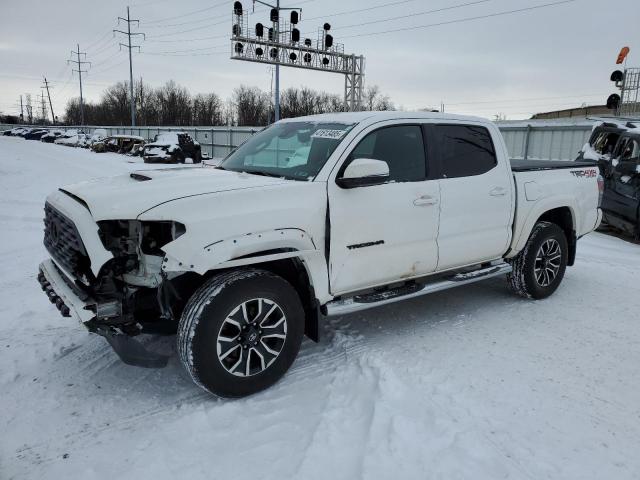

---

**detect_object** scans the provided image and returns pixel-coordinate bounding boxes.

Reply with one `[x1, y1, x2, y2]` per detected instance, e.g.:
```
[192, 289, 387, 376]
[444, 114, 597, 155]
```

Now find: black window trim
[337, 122, 436, 184]
[427, 123, 498, 180]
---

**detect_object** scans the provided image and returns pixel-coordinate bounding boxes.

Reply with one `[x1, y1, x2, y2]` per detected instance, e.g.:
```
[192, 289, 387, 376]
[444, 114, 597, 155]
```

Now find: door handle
[414, 195, 439, 206]
[490, 187, 507, 197]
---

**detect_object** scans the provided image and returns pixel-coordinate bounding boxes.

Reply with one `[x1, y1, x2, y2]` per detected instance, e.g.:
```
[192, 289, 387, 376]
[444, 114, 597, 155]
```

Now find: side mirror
[336, 158, 390, 189]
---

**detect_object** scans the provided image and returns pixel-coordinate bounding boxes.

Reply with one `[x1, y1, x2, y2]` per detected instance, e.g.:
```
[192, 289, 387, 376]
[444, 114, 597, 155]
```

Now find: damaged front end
[39, 201, 192, 368]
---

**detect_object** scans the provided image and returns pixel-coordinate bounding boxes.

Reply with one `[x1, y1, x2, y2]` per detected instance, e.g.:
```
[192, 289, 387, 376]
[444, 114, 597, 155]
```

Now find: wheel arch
[510, 202, 578, 266]
[537, 206, 577, 266]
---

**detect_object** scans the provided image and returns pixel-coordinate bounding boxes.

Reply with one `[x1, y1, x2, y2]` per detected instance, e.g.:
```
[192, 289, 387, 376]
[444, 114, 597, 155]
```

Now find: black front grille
[44, 202, 91, 280]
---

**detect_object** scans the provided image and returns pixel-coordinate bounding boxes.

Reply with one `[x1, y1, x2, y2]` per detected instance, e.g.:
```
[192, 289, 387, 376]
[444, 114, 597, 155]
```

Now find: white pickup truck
[38, 111, 602, 397]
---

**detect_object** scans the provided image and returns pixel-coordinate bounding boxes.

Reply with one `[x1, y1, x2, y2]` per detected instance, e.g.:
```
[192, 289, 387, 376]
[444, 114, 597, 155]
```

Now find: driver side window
[347, 125, 427, 182]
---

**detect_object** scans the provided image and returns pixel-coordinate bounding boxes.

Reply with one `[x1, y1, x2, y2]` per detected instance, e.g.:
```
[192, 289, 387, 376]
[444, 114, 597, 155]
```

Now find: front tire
[507, 221, 568, 299]
[178, 269, 305, 398]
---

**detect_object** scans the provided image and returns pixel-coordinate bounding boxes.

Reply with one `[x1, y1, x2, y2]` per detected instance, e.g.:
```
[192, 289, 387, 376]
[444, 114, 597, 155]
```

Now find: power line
[305, 0, 448, 21]
[341, 0, 578, 39]
[143, 44, 227, 55]
[444, 93, 609, 106]
[88, 59, 129, 75]
[140, 51, 228, 57]
[145, 33, 228, 43]
[142, 0, 229, 25]
[328, 0, 491, 32]
[91, 49, 122, 68]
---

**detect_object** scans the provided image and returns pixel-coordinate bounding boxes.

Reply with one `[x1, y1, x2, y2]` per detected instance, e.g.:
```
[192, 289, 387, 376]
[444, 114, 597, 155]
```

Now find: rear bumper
[143, 155, 174, 164]
[595, 208, 603, 231]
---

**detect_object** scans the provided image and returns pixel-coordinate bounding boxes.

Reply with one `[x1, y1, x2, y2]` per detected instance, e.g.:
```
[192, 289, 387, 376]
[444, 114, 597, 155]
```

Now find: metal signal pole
[42, 76, 55, 124]
[19, 95, 24, 123]
[252, 0, 299, 122]
[68, 44, 90, 127]
[114, 7, 145, 127]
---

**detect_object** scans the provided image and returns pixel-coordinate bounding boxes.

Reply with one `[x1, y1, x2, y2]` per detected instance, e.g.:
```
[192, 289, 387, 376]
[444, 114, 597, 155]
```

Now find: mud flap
[100, 330, 170, 368]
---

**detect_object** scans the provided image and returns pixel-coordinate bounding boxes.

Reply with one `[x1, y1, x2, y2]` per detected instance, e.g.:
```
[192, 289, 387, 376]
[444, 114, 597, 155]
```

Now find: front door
[328, 123, 440, 295]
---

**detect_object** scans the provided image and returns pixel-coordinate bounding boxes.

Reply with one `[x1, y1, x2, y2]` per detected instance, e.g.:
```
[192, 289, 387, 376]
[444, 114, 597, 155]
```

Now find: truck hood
[60, 167, 289, 220]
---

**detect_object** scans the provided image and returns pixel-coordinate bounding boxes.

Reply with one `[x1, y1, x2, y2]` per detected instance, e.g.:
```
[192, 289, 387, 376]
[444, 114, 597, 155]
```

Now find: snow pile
[1, 137, 639, 479]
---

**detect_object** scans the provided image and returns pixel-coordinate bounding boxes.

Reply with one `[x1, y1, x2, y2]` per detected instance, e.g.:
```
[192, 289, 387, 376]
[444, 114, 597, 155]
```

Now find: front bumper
[38, 259, 95, 324]
[38, 259, 169, 368]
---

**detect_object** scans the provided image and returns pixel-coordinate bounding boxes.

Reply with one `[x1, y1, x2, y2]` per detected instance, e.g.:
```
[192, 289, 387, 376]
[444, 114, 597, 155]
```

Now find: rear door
[431, 124, 513, 271]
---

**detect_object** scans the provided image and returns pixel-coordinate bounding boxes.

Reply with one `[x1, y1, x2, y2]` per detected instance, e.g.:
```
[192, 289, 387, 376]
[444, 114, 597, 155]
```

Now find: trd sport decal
[571, 169, 598, 178]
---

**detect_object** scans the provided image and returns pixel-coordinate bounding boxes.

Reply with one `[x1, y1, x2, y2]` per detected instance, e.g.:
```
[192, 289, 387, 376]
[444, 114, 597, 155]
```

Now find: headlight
[98, 220, 185, 257]
[140, 221, 185, 255]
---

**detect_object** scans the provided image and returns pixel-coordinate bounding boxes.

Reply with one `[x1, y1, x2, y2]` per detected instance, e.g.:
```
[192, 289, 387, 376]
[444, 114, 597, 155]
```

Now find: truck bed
[510, 159, 597, 172]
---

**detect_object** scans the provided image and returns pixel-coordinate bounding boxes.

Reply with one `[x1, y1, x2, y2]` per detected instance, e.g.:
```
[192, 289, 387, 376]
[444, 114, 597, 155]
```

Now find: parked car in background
[143, 132, 202, 163]
[55, 131, 88, 147]
[41, 130, 65, 143]
[600, 130, 640, 240]
[576, 121, 639, 174]
[54, 130, 79, 145]
[16, 128, 36, 138]
[3, 127, 28, 136]
[24, 129, 50, 141]
[91, 135, 145, 154]
[578, 122, 625, 162]
[84, 129, 108, 149]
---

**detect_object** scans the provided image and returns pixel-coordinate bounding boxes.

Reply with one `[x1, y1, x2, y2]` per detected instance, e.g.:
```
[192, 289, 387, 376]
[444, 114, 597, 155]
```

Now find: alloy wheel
[216, 298, 287, 377]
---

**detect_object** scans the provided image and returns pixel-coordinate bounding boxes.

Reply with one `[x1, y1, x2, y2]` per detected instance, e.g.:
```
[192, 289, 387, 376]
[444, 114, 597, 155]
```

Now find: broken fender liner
[99, 329, 170, 369]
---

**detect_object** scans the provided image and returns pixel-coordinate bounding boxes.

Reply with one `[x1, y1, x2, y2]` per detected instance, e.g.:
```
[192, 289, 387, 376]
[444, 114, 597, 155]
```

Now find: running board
[325, 262, 512, 317]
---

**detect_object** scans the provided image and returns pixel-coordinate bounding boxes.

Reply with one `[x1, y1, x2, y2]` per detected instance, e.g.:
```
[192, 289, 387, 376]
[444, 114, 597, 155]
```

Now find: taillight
[597, 174, 604, 207]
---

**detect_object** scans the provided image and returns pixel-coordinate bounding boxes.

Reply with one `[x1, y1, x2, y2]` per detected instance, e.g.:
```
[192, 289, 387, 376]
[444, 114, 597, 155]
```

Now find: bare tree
[63, 82, 393, 126]
[233, 86, 270, 126]
[362, 85, 394, 111]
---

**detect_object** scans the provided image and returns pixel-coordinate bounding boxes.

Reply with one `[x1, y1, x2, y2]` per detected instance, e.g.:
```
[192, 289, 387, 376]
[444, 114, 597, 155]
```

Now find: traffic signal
[325, 34, 333, 49]
[616, 46, 630, 65]
[606, 94, 621, 110]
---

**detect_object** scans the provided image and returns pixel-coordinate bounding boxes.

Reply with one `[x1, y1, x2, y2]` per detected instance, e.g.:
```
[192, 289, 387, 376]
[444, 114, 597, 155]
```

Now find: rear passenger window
[348, 125, 426, 182]
[435, 125, 497, 178]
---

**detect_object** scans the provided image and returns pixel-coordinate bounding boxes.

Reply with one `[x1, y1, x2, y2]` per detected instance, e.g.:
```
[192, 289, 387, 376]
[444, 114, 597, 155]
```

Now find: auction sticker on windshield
[312, 129, 348, 140]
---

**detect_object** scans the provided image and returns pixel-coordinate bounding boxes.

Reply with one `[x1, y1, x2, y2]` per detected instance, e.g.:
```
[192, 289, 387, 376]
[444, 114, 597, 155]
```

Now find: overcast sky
[0, 0, 637, 121]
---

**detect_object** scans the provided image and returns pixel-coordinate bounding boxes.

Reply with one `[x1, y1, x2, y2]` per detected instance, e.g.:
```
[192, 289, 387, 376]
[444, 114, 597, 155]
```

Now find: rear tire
[507, 221, 568, 299]
[178, 269, 305, 398]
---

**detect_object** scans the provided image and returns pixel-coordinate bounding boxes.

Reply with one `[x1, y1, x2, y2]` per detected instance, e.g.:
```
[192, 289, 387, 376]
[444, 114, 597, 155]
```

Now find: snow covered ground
[1, 137, 639, 480]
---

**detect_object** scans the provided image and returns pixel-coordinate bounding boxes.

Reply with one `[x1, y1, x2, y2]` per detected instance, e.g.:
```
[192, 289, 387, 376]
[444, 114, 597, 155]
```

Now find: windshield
[220, 121, 356, 180]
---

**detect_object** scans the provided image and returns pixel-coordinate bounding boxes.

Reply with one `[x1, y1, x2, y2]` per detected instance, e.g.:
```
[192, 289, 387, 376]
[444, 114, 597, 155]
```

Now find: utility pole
[114, 7, 145, 127]
[25, 94, 33, 124]
[19, 95, 24, 123]
[40, 91, 47, 123]
[42, 76, 55, 124]
[68, 44, 90, 127]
